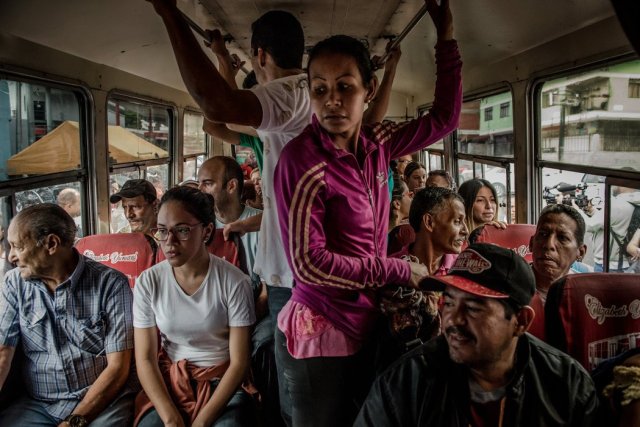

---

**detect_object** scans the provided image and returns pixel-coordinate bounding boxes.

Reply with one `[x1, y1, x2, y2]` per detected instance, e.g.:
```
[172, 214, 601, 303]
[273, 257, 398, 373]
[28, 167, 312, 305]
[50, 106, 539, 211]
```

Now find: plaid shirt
[0, 251, 135, 421]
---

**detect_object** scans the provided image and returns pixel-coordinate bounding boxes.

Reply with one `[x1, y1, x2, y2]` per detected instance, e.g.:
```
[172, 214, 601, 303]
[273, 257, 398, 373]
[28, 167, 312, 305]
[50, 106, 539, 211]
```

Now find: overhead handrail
[377, 3, 430, 66]
[178, 10, 250, 75]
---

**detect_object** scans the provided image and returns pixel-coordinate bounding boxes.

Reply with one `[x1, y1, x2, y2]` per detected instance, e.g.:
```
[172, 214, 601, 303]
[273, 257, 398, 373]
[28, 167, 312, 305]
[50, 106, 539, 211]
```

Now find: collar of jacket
[310, 114, 379, 160]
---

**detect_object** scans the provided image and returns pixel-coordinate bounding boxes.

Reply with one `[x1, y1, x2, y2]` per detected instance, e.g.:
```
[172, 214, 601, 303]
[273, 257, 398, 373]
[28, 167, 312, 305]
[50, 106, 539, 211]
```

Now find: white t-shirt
[251, 73, 312, 288]
[216, 205, 262, 281]
[133, 254, 256, 367]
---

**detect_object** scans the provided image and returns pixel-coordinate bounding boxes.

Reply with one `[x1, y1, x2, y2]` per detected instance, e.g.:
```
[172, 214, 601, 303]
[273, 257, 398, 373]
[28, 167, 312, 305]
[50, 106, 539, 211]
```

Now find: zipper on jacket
[355, 157, 379, 258]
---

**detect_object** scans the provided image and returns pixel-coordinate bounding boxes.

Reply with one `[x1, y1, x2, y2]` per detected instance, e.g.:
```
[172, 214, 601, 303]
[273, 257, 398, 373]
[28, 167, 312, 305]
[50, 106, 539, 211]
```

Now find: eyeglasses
[151, 223, 203, 241]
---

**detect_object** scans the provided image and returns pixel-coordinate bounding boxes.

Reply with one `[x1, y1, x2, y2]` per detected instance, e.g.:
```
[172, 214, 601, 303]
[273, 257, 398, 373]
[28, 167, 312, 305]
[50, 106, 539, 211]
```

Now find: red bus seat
[75, 233, 156, 287]
[545, 273, 640, 372]
[468, 224, 536, 262]
[207, 228, 249, 275]
[527, 292, 546, 341]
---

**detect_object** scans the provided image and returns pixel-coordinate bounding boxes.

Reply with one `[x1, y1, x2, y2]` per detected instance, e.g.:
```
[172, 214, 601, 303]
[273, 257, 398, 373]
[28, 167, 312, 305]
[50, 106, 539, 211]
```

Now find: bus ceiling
[0, 0, 626, 97]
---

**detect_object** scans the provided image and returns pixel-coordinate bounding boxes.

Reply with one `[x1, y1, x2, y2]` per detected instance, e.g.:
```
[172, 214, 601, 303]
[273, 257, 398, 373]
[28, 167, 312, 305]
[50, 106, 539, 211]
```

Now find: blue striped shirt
[0, 252, 135, 421]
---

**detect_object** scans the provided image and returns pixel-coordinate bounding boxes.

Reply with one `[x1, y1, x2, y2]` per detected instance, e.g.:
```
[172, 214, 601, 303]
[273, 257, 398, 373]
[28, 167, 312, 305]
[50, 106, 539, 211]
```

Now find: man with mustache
[110, 179, 158, 237]
[356, 243, 600, 426]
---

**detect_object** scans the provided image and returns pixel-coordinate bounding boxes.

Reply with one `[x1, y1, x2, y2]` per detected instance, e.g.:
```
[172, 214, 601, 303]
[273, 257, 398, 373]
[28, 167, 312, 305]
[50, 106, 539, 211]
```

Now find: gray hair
[14, 203, 76, 247]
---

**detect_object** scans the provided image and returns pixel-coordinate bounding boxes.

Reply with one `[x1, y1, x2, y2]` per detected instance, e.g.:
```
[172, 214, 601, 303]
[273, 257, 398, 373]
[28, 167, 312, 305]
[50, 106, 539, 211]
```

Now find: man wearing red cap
[356, 243, 600, 426]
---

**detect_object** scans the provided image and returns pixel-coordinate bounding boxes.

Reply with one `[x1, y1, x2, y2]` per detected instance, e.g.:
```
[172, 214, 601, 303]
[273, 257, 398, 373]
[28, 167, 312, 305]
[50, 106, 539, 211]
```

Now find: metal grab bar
[179, 9, 213, 43]
[377, 3, 430, 66]
[178, 10, 250, 75]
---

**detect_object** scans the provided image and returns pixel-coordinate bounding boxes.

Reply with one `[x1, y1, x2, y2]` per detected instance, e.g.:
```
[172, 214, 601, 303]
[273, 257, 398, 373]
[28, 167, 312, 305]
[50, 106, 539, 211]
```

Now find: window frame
[0, 70, 93, 232]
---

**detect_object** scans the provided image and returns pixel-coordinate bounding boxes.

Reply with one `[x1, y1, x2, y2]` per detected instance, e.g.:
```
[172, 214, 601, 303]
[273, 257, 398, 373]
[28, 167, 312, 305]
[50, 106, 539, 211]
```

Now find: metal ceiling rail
[178, 9, 250, 75]
[377, 3, 430, 66]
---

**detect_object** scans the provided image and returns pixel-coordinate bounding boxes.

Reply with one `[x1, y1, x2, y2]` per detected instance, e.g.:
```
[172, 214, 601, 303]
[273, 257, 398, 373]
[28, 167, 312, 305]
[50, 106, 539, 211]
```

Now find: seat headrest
[75, 233, 156, 287]
[545, 273, 640, 371]
[470, 224, 536, 262]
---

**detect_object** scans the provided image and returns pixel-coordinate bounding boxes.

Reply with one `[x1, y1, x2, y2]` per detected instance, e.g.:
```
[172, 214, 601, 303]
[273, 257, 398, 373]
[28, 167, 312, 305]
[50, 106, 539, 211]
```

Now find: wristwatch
[64, 414, 88, 427]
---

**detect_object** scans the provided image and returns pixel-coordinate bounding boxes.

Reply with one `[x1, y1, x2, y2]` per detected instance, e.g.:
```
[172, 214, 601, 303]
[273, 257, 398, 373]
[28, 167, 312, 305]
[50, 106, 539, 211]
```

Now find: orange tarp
[7, 120, 168, 176]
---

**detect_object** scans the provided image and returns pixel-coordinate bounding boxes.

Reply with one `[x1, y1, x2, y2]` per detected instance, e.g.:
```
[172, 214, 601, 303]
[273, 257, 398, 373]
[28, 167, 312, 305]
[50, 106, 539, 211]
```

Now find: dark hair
[159, 187, 216, 244]
[15, 203, 76, 247]
[391, 174, 408, 203]
[251, 11, 304, 69]
[497, 299, 521, 320]
[241, 180, 257, 205]
[538, 203, 586, 245]
[389, 175, 409, 226]
[409, 187, 464, 232]
[428, 169, 456, 191]
[403, 162, 426, 182]
[458, 178, 499, 232]
[307, 35, 374, 88]
[242, 71, 258, 89]
[389, 159, 399, 175]
[211, 156, 245, 199]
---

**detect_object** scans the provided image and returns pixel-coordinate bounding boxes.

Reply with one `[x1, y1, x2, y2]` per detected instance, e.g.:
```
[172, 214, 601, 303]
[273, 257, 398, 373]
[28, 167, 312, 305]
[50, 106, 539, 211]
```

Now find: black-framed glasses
[151, 223, 203, 241]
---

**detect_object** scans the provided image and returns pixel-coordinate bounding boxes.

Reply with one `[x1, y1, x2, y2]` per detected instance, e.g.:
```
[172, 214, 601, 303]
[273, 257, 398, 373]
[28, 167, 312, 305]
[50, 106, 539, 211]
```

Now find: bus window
[1, 79, 82, 178]
[455, 91, 516, 223]
[538, 60, 640, 170]
[0, 76, 89, 230]
[107, 96, 172, 233]
[536, 59, 640, 268]
[428, 152, 443, 171]
[458, 92, 514, 159]
[183, 111, 207, 181]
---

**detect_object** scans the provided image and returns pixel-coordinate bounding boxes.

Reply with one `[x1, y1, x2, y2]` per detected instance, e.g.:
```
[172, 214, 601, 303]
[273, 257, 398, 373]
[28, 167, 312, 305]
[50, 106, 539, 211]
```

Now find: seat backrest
[527, 292, 546, 341]
[545, 273, 640, 371]
[206, 228, 249, 275]
[469, 224, 536, 262]
[75, 233, 156, 287]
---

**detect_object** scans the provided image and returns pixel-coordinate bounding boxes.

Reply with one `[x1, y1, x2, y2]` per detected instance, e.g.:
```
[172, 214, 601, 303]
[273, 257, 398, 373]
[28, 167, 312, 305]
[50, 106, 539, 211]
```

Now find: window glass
[15, 182, 84, 237]
[538, 60, 640, 168]
[0, 79, 81, 179]
[457, 159, 474, 187]
[458, 92, 514, 158]
[429, 139, 444, 150]
[107, 99, 170, 164]
[428, 153, 443, 171]
[605, 184, 640, 272]
[234, 146, 258, 179]
[184, 155, 205, 182]
[183, 112, 207, 180]
[147, 164, 168, 200]
[183, 112, 206, 156]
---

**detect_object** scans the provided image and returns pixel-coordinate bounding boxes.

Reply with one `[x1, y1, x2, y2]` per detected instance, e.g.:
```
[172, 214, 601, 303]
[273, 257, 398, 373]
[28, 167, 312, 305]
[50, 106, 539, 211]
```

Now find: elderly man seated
[0, 204, 137, 427]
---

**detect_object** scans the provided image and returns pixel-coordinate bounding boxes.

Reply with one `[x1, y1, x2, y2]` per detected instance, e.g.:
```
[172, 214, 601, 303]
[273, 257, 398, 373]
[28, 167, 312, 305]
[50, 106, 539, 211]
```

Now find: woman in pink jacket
[273, 1, 461, 425]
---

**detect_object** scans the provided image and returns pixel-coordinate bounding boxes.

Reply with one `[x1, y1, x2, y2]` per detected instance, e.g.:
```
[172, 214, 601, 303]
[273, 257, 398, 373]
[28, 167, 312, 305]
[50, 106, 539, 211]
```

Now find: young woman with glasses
[132, 186, 256, 427]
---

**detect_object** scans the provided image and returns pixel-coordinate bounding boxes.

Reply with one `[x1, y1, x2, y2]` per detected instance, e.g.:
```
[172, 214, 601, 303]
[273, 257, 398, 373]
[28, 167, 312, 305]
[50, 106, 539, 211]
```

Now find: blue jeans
[274, 328, 372, 427]
[0, 392, 135, 427]
[595, 262, 625, 273]
[266, 285, 292, 426]
[137, 387, 255, 427]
